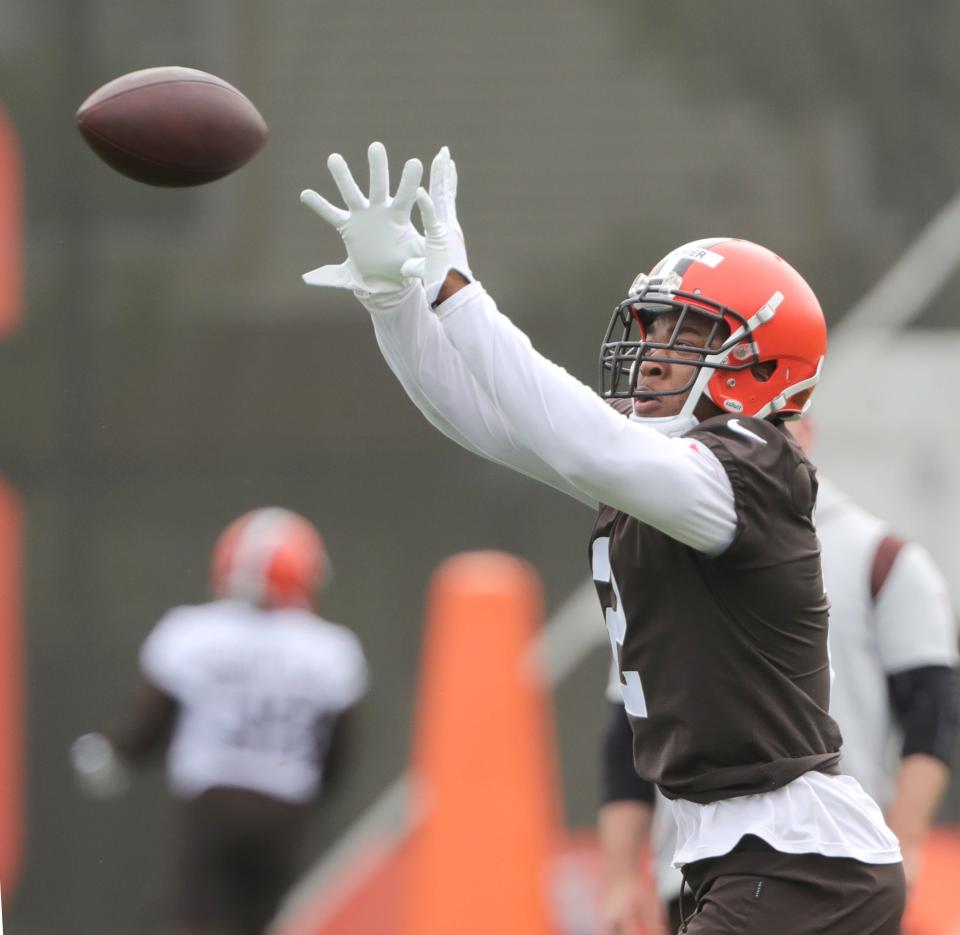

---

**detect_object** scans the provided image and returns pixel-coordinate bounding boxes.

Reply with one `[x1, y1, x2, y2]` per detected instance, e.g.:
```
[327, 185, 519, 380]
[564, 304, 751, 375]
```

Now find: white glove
[400, 146, 474, 304]
[301, 141, 425, 295]
[70, 732, 129, 799]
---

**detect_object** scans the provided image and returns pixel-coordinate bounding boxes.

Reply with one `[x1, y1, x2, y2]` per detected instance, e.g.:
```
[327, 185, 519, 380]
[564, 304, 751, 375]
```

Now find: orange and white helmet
[210, 508, 329, 609]
[600, 238, 826, 423]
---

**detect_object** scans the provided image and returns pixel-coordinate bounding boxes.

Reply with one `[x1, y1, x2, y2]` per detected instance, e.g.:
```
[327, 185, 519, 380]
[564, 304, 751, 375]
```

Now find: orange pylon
[403, 551, 560, 935]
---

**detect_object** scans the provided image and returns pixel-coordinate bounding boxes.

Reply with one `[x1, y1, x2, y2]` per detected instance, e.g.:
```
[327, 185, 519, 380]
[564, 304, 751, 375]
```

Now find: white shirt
[364, 282, 737, 553]
[360, 281, 899, 868]
[141, 599, 367, 803]
[817, 479, 958, 808]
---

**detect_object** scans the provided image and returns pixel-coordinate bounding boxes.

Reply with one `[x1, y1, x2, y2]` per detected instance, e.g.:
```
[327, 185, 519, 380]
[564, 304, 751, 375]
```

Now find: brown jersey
[590, 414, 841, 804]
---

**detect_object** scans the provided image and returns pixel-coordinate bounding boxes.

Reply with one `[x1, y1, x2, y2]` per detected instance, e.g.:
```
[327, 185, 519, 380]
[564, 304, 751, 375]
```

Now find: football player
[71, 508, 367, 935]
[299, 142, 905, 932]
[599, 417, 958, 934]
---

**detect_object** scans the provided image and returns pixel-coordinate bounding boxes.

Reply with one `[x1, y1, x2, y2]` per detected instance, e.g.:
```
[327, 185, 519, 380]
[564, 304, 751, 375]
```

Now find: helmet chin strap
[628, 362, 717, 437]
[628, 410, 699, 437]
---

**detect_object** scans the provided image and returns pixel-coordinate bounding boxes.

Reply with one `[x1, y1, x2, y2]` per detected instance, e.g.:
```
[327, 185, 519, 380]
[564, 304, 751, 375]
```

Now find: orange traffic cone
[402, 551, 560, 935]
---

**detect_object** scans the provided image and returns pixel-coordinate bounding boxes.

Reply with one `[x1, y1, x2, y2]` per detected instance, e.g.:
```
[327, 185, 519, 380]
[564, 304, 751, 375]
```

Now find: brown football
[76, 66, 268, 187]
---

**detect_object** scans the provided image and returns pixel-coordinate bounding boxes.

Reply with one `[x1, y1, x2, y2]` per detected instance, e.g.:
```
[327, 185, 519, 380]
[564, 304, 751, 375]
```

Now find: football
[76, 66, 268, 187]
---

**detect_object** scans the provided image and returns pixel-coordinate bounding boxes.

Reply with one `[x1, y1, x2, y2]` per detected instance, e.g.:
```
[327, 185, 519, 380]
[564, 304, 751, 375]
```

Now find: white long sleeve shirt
[364, 281, 736, 554]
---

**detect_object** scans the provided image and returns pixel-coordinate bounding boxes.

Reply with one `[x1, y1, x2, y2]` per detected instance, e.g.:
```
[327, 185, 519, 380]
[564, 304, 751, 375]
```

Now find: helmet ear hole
[751, 360, 777, 383]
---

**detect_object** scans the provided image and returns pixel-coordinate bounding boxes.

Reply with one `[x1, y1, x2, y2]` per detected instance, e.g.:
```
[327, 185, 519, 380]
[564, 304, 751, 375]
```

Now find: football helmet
[210, 508, 329, 609]
[599, 238, 826, 426]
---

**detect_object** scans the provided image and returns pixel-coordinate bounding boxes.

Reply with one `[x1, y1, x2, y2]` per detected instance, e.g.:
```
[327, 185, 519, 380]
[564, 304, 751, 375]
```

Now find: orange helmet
[210, 508, 329, 609]
[599, 238, 826, 422]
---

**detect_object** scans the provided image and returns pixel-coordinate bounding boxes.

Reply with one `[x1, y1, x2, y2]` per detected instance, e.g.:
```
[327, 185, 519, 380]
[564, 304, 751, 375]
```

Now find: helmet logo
[732, 343, 754, 361]
[724, 398, 744, 413]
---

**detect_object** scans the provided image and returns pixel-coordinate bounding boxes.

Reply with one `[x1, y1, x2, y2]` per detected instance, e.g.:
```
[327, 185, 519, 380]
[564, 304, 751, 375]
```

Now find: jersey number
[221, 693, 317, 761]
[592, 536, 647, 718]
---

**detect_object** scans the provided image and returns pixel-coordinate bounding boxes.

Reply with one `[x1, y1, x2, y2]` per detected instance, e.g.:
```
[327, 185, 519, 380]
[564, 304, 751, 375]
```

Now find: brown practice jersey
[590, 414, 842, 804]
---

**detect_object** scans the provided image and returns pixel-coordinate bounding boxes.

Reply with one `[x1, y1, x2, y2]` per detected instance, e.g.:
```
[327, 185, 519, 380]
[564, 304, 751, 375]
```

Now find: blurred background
[1, 1, 960, 932]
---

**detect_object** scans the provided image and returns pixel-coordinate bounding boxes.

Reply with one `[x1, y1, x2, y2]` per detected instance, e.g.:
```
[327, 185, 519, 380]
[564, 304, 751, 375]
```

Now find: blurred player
[297, 142, 905, 932]
[71, 507, 367, 935]
[598, 416, 958, 934]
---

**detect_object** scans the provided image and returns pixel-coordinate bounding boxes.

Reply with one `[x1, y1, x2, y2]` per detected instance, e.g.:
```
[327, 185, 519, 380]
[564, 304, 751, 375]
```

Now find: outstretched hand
[301, 142, 424, 295]
[401, 145, 474, 303]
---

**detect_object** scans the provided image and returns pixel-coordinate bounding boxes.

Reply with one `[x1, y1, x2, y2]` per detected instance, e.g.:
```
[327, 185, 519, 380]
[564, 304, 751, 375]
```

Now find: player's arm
[106, 676, 178, 760]
[598, 701, 667, 935]
[874, 538, 959, 883]
[70, 677, 177, 799]
[298, 142, 734, 550]
[883, 741, 951, 886]
[404, 173, 735, 551]
[317, 707, 355, 792]
[374, 266, 734, 550]
[313, 625, 369, 795]
[364, 283, 596, 505]
[884, 663, 956, 882]
[71, 605, 189, 797]
[435, 278, 736, 552]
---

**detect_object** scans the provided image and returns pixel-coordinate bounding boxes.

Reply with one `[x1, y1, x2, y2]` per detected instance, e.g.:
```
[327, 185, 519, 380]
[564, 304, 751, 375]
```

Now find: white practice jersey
[141, 599, 367, 803]
[817, 478, 957, 806]
[625, 477, 958, 900]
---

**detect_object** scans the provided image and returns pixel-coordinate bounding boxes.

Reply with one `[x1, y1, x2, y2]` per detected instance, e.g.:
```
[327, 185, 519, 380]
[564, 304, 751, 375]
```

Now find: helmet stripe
[650, 237, 730, 278]
[224, 508, 297, 604]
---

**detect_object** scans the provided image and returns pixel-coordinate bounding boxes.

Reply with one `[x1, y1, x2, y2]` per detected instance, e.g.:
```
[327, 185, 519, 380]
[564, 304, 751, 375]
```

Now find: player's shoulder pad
[140, 603, 211, 686]
[688, 415, 816, 518]
[148, 600, 246, 650]
[686, 414, 804, 468]
[307, 617, 369, 703]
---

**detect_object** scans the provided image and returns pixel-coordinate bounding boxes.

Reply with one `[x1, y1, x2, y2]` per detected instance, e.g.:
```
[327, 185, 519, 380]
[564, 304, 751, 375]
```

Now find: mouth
[631, 395, 664, 416]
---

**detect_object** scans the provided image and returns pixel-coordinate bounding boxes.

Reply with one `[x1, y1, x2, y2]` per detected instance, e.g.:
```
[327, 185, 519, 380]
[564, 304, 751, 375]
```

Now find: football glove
[70, 732, 130, 799]
[400, 146, 474, 304]
[301, 141, 424, 295]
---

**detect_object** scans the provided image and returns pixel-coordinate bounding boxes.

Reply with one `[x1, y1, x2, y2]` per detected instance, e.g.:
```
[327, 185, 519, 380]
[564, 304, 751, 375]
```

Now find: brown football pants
[676, 836, 906, 934]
